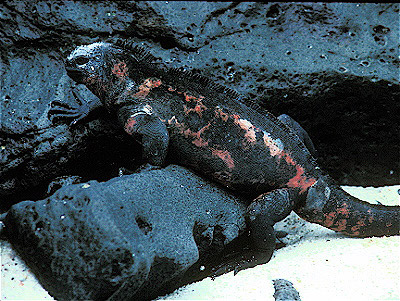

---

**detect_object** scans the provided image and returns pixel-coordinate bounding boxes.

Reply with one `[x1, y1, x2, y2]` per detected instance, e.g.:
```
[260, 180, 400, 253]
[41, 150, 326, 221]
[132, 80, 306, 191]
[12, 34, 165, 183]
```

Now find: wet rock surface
[3, 165, 247, 300]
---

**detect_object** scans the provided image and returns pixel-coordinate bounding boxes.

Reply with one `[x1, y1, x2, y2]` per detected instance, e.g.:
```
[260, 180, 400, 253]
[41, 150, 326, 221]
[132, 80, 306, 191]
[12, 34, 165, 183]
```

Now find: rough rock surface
[0, 104, 143, 209]
[3, 165, 247, 300]
[1, 2, 398, 209]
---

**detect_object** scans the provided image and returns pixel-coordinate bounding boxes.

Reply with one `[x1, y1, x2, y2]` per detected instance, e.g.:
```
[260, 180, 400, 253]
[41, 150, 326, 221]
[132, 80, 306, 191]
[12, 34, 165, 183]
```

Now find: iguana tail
[296, 176, 399, 237]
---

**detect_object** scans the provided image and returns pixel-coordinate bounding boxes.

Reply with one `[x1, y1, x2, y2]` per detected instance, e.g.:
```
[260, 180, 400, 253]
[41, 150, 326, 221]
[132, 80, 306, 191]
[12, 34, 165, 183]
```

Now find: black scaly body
[49, 41, 399, 257]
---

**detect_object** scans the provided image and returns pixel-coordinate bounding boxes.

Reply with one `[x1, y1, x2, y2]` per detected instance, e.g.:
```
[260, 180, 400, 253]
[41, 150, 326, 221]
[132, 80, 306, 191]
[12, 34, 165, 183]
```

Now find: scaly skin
[49, 42, 399, 255]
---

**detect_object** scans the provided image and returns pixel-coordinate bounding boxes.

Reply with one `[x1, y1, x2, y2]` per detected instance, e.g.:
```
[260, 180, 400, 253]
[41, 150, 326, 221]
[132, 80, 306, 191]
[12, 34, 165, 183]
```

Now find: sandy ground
[1, 185, 399, 301]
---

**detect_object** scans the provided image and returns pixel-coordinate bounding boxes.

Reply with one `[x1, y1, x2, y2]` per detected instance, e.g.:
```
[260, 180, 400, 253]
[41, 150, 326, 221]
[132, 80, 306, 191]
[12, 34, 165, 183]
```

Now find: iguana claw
[48, 88, 90, 126]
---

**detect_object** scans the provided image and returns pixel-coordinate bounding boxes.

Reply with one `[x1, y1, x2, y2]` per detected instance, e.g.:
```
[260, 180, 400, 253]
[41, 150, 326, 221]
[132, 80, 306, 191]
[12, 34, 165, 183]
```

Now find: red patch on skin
[348, 218, 368, 236]
[211, 149, 235, 170]
[124, 116, 137, 135]
[217, 110, 261, 146]
[168, 86, 207, 116]
[112, 62, 128, 79]
[322, 203, 352, 232]
[324, 211, 337, 227]
[184, 93, 199, 102]
[335, 219, 347, 231]
[357, 219, 367, 227]
[183, 125, 210, 147]
[171, 106, 316, 190]
[286, 164, 317, 193]
[323, 204, 353, 231]
[215, 107, 316, 192]
[168, 116, 235, 169]
[168, 117, 211, 147]
[337, 203, 350, 218]
[367, 209, 374, 223]
[352, 219, 366, 230]
[134, 78, 162, 99]
[215, 107, 229, 122]
[183, 94, 207, 117]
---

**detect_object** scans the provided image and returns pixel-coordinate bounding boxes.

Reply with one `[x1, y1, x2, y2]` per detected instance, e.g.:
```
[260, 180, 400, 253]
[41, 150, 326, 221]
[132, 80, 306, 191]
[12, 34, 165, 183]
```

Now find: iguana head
[65, 42, 128, 99]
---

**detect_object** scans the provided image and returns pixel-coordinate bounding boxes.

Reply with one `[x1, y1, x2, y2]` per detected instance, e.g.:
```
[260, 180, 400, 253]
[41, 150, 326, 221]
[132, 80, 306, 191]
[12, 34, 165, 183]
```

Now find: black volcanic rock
[4, 165, 247, 300]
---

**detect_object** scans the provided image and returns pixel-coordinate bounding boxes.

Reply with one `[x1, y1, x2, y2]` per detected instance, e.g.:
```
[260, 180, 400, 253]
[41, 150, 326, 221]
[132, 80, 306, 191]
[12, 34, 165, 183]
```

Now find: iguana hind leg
[218, 188, 297, 275]
[246, 188, 297, 254]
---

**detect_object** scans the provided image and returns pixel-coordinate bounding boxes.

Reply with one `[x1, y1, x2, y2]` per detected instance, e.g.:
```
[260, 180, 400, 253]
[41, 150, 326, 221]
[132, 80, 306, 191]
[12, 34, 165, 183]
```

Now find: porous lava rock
[4, 165, 246, 300]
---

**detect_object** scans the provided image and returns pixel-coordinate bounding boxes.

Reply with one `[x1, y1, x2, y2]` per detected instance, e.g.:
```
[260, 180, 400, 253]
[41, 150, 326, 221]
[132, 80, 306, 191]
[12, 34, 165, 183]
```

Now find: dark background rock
[0, 100, 143, 209]
[1, 2, 399, 208]
[4, 165, 247, 300]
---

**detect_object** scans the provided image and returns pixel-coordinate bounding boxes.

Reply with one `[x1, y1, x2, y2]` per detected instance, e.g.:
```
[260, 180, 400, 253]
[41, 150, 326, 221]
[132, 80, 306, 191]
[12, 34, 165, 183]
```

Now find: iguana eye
[74, 56, 89, 66]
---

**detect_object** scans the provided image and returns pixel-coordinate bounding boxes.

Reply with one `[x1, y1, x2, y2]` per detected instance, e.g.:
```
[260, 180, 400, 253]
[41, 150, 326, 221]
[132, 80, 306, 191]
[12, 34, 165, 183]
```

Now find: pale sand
[1, 185, 399, 301]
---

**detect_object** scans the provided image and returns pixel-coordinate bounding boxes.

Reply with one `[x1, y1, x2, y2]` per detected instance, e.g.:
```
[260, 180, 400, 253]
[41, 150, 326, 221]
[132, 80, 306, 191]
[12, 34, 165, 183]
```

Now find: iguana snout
[65, 43, 114, 86]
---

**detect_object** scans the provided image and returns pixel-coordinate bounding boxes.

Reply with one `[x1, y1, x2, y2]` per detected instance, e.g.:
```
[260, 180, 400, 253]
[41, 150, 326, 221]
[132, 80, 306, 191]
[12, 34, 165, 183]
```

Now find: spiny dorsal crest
[113, 39, 157, 64]
[167, 68, 242, 102]
[111, 39, 242, 102]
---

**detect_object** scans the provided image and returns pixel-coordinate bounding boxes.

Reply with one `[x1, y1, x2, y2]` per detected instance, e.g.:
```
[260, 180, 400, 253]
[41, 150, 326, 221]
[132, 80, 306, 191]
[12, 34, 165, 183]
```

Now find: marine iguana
[48, 41, 399, 258]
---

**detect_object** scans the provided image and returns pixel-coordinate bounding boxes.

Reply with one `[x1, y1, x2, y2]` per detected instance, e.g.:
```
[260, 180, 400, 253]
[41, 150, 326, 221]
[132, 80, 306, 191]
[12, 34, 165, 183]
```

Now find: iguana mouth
[65, 67, 85, 83]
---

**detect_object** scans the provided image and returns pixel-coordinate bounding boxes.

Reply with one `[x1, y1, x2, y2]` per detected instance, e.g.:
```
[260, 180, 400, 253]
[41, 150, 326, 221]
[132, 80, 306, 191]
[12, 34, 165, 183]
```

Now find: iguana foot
[275, 230, 288, 249]
[211, 248, 274, 278]
[48, 88, 91, 126]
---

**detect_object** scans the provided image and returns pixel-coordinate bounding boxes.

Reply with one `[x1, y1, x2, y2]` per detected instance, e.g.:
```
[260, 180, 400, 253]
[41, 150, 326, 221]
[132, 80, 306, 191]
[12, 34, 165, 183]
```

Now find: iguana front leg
[48, 88, 102, 126]
[117, 104, 169, 166]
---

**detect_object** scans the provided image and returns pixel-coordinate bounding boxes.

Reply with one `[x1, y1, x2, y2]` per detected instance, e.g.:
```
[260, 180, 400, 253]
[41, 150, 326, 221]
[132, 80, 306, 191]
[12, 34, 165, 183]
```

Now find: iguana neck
[101, 78, 140, 111]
